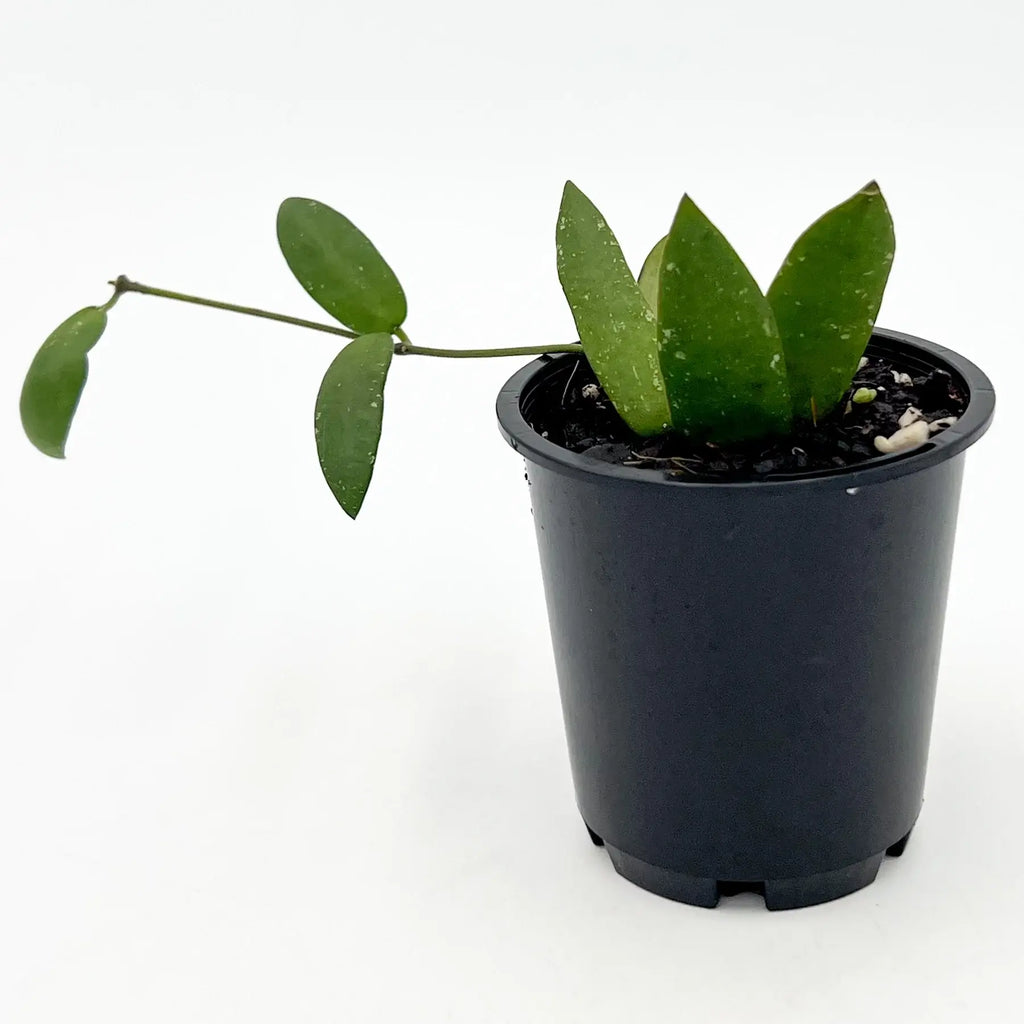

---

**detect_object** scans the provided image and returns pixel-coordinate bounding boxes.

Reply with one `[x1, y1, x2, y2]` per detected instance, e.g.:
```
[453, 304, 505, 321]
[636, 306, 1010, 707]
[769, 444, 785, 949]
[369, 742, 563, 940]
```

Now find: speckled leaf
[20, 306, 107, 458]
[658, 197, 792, 441]
[278, 198, 407, 334]
[556, 182, 670, 436]
[768, 182, 895, 420]
[314, 332, 393, 519]
[637, 235, 667, 315]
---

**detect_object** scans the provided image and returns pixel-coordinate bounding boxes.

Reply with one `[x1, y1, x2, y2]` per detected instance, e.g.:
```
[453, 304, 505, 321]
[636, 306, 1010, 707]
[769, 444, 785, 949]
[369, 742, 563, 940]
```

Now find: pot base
[588, 826, 914, 910]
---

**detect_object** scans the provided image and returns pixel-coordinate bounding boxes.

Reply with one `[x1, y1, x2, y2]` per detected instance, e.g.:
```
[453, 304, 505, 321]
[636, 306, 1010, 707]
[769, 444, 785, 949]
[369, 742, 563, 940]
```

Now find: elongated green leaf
[314, 332, 393, 519]
[278, 198, 407, 334]
[637, 235, 667, 315]
[556, 182, 670, 436]
[658, 197, 792, 441]
[20, 306, 107, 458]
[768, 181, 895, 420]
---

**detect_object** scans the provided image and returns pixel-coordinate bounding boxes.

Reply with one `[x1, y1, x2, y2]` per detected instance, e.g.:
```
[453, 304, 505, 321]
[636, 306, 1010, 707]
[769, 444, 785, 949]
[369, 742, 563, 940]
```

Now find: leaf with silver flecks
[314, 332, 394, 519]
[658, 196, 792, 442]
[556, 182, 670, 436]
[278, 198, 407, 334]
[768, 182, 895, 420]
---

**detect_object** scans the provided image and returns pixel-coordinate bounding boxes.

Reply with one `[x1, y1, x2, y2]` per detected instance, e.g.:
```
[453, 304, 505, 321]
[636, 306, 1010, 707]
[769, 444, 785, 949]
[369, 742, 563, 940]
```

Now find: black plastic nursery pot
[496, 329, 994, 910]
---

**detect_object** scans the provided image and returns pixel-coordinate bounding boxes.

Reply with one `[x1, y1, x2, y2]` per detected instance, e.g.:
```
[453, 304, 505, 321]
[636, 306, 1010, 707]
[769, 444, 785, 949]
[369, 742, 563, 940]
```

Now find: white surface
[1, 2, 1021, 1020]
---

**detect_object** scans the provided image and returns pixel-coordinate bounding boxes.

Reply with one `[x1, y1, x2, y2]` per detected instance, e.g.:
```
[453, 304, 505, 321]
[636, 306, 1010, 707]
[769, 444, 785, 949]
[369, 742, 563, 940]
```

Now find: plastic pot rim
[496, 327, 995, 492]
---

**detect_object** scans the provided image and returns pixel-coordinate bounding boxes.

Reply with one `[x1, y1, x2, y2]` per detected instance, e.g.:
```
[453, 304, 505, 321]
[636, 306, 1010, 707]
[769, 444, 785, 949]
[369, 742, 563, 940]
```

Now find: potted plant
[20, 182, 994, 909]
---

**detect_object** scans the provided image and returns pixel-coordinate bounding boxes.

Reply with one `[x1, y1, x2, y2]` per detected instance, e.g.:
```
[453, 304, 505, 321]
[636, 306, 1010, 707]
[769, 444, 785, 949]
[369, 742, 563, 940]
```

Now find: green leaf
[637, 235, 667, 315]
[20, 306, 107, 458]
[658, 197, 792, 441]
[314, 332, 394, 519]
[556, 182, 671, 437]
[767, 181, 895, 420]
[277, 198, 407, 334]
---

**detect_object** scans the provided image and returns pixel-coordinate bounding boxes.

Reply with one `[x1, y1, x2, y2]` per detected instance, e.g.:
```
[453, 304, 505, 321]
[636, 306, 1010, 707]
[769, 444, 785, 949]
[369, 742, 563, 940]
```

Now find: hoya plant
[21, 183, 895, 517]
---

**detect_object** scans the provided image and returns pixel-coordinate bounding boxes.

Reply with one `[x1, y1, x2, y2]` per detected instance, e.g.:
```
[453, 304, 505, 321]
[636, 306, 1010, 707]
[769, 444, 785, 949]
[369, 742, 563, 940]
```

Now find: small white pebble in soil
[898, 406, 925, 428]
[581, 383, 600, 399]
[874, 420, 930, 454]
[891, 371, 914, 386]
[858, 356, 869, 370]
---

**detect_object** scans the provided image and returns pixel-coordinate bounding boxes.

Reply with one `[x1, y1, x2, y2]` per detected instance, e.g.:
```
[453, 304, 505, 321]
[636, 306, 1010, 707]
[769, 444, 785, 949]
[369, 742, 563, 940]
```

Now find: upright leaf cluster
[557, 182, 894, 441]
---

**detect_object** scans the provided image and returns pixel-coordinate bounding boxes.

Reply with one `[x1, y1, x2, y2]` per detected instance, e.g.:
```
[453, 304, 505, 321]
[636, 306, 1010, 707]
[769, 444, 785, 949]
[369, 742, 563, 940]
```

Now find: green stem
[100, 286, 122, 313]
[110, 276, 358, 339]
[109, 276, 583, 359]
[396, 342, 582, 359]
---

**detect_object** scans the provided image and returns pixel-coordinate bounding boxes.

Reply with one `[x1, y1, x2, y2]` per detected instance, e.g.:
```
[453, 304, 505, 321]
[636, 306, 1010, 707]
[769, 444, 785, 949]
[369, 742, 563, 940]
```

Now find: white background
[1, 2, 1021, 1021]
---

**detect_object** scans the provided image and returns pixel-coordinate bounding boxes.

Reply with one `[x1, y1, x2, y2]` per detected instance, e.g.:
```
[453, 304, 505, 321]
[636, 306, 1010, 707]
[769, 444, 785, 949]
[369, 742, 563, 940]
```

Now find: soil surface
[527, 356, 967, 479]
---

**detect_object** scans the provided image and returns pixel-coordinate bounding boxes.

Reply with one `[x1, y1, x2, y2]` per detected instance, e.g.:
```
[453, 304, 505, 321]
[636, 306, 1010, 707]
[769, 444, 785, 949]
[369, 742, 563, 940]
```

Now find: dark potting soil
[528, 356, 968, 479]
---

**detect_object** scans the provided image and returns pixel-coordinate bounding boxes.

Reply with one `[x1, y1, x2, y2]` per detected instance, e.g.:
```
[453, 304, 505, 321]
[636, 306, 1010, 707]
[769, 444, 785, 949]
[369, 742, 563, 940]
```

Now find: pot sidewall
[498, 332, 993, 881]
